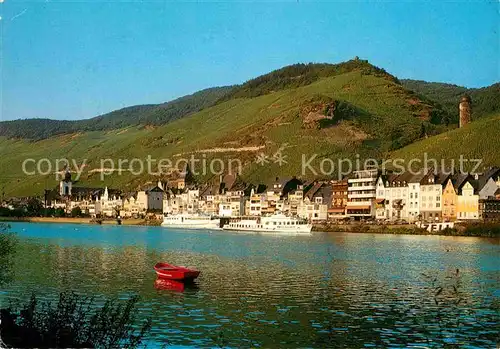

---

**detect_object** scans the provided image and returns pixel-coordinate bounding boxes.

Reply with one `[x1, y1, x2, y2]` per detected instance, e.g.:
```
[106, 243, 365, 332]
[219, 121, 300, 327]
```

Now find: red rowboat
[153, 262, 200, 281]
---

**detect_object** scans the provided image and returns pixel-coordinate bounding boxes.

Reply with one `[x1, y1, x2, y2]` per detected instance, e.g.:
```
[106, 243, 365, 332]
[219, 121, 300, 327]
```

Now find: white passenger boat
[222, 213, 312, 235]
[161, 213, 221, 230]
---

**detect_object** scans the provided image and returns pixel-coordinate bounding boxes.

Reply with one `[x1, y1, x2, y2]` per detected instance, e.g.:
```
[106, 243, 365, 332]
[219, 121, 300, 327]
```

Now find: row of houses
[375, 168, 500, 222]
[42, 167, 500, 223]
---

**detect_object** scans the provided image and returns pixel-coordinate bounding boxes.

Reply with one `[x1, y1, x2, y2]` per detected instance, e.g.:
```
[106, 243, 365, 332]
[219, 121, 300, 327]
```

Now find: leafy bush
[462, 222, 500, 237]
[71, 206, 83, 217]
[1, 292, 152, 349]
[54, 208, 66, 217]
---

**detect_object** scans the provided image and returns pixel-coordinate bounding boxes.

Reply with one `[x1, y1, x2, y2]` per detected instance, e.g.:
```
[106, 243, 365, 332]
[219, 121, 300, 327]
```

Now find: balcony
[348, 186, 376, 191]
[348, 193, 375, 199]
[347, 200, 372, 207]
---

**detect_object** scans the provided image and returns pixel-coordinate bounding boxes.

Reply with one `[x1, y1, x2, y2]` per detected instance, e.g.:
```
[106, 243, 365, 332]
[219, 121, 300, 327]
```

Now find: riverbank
[1, 217, 498, 237]
[313, 222, 500, 238]
[0, 216, 151, 226]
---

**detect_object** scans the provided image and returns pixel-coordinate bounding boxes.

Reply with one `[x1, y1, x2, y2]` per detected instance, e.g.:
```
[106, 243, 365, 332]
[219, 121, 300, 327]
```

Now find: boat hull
[222, 226, 312, 235]
[161, 216, 221, 230]
[154, 262, 200, 281]
[160, 222, 220, 230]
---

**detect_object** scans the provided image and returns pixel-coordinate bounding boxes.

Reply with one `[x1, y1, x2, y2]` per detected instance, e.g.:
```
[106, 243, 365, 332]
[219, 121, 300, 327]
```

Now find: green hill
[0, 59, 422, 141]
[2, 59, 498, 197]
[0, 59, 453, 197]
[390, 114, 500, 171]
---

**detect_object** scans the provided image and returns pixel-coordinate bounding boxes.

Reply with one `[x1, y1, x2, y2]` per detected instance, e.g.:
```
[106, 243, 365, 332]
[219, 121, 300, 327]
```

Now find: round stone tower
[459, 95, 472, 128]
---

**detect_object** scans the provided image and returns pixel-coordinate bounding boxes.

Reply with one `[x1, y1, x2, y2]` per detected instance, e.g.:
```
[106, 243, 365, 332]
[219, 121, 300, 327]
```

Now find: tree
[419, 123, 427, 138]
[70, 206, 82, 217]
[26, 198, 43, 216]
[42, 207, 55, 217]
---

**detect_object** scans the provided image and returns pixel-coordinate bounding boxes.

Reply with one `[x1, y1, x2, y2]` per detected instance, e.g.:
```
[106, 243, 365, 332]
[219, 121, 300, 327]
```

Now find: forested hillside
[0, 86, 232, 140]
[401, 80, 500, 124]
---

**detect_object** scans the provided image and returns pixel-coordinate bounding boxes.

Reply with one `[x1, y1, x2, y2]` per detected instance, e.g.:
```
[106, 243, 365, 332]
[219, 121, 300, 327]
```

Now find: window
[410, 193, 413, 199]
[436, 203, 440, 208]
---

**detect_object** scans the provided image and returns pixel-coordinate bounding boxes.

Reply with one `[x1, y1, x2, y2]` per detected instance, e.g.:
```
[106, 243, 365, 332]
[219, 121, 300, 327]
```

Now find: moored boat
[161, 213, 221, 230]
[222, 213, 312, 235]
[154, 262, 200, 281]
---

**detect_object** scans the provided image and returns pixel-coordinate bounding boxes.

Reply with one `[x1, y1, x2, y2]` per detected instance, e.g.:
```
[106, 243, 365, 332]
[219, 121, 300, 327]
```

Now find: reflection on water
[154, 278, 199, 293]
[2, 222, 499, 347]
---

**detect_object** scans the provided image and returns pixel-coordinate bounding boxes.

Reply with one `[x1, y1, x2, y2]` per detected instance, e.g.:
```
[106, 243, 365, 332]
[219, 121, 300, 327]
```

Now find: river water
[1, 222, 498, 348]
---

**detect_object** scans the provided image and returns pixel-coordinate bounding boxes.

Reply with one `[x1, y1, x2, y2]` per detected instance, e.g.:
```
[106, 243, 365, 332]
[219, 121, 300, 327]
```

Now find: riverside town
[0, 1, 498, 348]
[3, 165, 500, 234]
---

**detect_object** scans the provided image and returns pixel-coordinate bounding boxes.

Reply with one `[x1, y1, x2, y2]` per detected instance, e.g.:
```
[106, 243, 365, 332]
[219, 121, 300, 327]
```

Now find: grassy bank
[0, 216, 148, 226]
[313, 222, 500, 238]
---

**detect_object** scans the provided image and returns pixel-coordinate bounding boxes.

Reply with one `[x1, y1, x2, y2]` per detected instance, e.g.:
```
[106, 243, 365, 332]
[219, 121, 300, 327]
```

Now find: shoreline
[0, 216, 150, 226]
[1, 217, 498, 237]
[313, 222, 500, 238]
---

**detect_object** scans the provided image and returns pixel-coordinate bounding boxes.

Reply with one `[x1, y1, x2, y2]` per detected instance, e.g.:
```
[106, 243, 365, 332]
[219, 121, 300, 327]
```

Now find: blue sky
[1, 1, 498, 121]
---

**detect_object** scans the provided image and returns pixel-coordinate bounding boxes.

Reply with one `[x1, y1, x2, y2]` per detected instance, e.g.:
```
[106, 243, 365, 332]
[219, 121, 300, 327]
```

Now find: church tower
[59, 168, 72, 196]
[459, 95, 472, 128]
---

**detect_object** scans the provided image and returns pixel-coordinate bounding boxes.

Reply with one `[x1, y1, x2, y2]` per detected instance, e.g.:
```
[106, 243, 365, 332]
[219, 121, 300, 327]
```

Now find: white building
[95, 187, 122, 217]
[296, 182, 331, 222]
[163, 189, 200, 214]
[287, 185, 305, 216]
[120, 195, 147, 218]
[346, 169, 378, 219]
[407, 176, 421, 222]
[419, 172, 448, 222]
[248, 189, 265, 216]
[218, 194, 245, 217]
[375, 173, 413, 222]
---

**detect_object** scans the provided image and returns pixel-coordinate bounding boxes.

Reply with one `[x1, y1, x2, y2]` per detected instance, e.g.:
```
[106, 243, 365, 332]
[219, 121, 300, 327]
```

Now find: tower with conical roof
[459, 95, 472, 128]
